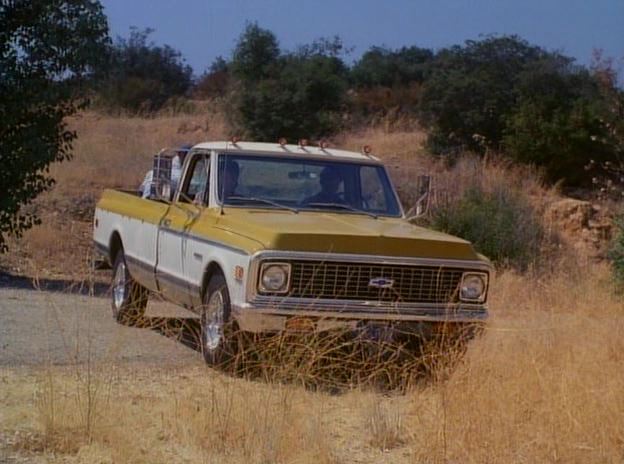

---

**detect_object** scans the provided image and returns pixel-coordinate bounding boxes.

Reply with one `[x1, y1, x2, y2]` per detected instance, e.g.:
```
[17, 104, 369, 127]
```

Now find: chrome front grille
[263, 260, 468, 304]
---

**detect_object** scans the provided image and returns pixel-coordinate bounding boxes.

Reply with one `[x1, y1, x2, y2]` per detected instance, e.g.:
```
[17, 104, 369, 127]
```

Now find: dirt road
[0, 281, 202, 367]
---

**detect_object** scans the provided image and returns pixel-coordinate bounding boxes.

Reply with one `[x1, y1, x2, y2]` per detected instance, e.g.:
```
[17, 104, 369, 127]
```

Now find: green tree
[0, 0, 109, 252]
[194, 56, 230, 99]
[97, 28, 192, 112]
[503, 62, 611, 184]
[237, 52, 348, 140]
[230, 24, 348, 141]
[419, 36, 546, 154]
[419, 35, 617, 185]
[431, 185, 544, 270]
[230, 22, 279, 82]
[351, 45, 433, 88]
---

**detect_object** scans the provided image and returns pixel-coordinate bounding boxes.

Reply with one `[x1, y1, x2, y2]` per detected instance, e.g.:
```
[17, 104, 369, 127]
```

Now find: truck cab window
[180, 155, 209, 204]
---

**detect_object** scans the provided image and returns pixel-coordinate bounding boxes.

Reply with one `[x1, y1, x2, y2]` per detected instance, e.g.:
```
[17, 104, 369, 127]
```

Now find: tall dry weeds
[3, 116, 622, 462]
[2, 262, 623, 463]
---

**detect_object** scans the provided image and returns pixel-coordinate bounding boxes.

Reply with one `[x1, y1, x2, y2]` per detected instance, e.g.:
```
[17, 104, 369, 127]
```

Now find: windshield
[217, 154, 402, 217]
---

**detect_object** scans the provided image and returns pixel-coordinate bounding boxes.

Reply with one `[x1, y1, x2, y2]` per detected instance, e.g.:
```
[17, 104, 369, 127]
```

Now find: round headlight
[460, 274, 486, 302]
[260, 264, 290, 293]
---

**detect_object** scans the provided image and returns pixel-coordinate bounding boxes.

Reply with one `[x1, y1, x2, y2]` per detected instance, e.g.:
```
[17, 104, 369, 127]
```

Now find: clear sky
[100, 0, 623, 75]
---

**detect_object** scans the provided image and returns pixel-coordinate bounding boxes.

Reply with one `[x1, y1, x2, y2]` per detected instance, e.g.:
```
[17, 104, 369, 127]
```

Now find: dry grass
[2, 113, 622, 462]
[2, 111, 227, 277]
[339, 125, 558, 215]
[2, 263, 624, 463]
[54, 110, 228, 195]
[3, 114, 564, 278]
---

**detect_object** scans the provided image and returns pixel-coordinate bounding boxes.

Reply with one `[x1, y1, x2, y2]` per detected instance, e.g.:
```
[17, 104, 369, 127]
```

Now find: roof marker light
[362, 145, 372, 155]
[278, 137, 287, 147]
[298, 139, 308, 148]
[319, 140, 329, 150]
[230, 136, 240, 145]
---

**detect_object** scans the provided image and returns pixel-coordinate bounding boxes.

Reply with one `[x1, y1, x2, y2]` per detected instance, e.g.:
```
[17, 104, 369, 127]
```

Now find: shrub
[431, 184, 544, 270]
[230, 23, 280, 83]
[503, 63, 613, 185]
[96, 28, 192, 113]
[609, 214, 624, 287]
[419, 35, 546, 154]
[230, 24, 348, 141]
[194, 57, 230, 99]
[350, 45, 433, 88]
[418, 35, 618, 186]
[0, 0, 109, 252]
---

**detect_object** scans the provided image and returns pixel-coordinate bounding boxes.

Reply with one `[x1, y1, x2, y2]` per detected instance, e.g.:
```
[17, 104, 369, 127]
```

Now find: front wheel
[111, 251, 148, 325]
[200, 273, 238, 365]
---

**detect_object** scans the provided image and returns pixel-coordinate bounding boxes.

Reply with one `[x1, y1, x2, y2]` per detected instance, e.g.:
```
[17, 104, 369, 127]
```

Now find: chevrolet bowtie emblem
[368, 277, 394, 289]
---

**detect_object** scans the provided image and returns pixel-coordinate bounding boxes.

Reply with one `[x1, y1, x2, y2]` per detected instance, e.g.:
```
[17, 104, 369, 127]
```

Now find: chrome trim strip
[124, 254, 201, 296]
[250, 295, 486, 312]
[250, 250, 492, 270]
[233, 303, 488, 324]
[156, 270, 201, 292]
[124, 254, 153, 273]
[159, 225, 249, 256]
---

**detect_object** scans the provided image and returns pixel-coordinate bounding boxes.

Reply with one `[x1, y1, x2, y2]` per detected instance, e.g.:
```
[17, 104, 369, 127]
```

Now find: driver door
[156, 153, 209, 306]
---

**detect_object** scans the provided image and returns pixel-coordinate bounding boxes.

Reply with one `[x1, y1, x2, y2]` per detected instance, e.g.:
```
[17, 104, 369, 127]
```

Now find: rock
[544, 198, 613, 260]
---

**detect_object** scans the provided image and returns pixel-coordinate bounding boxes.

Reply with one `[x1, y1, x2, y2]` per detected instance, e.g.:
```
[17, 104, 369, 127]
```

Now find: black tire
[111, 250, 148, 326]
[200, 272, 237, 365]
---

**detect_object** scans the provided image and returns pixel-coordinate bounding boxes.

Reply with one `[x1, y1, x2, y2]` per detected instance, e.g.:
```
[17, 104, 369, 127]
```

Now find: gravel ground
[0, 283, 202, 367]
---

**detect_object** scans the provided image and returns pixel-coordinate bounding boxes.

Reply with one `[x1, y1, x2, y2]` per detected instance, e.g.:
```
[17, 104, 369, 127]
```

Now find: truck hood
[213, 209, 480, 261]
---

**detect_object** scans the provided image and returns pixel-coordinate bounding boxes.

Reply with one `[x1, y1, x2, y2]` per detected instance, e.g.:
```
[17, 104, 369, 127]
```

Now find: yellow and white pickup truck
[93, 141, 491, 364]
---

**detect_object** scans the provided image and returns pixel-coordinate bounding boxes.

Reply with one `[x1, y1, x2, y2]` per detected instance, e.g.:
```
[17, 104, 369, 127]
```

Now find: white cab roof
[192, 141, 382, 164]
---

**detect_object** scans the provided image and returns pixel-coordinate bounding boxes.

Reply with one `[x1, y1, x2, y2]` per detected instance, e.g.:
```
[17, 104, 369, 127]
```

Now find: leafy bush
[351, 46, 433, 88]
[194, 56, 230, 99]
[420, 36, 546, 154]
[503, 61, 613, 185]
[230, 23, 280, 83]
[431, 185, 544, 270]
[96, 28, 192, 113]
[0, 0, 109, 252]
[418, 35, 619, 186]
[230, 24, 348, 141]
[609, 214, 624, 287]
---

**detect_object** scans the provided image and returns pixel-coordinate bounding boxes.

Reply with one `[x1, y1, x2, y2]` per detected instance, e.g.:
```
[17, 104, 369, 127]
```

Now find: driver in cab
[303, 167, 345, 205]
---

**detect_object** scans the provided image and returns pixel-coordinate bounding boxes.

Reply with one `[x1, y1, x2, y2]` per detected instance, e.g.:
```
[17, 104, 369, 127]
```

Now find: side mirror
[150, 152, 173, 201]
[405, 175, 431, 220]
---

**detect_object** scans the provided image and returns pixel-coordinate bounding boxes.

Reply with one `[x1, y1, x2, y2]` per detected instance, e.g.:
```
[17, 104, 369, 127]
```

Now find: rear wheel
[200, 272, 237, 365]
[111, 251, 148, 325]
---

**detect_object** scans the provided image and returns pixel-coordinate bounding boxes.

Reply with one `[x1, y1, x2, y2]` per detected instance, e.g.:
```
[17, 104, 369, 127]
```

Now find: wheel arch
[201, 261, 225, 299]
[109, 231, 123, 265]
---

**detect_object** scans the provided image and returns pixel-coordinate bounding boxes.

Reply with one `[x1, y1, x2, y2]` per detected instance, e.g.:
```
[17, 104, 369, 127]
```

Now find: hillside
[0, 111, 614, 279]
[1, 112, 623, 463]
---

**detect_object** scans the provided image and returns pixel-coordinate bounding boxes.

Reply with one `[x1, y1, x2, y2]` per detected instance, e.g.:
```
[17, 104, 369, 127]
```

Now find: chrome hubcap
[203, 290, 225, 351]
[113, 261, 126, 309]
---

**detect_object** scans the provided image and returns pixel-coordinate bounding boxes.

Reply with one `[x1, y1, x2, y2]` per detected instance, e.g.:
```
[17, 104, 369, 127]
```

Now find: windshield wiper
[226, 195, 299, 213]
[305, 202, 378, 219]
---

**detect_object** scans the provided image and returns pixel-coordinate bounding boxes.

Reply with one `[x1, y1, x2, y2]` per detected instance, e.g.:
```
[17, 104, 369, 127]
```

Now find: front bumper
[232, 297, 487, 333]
